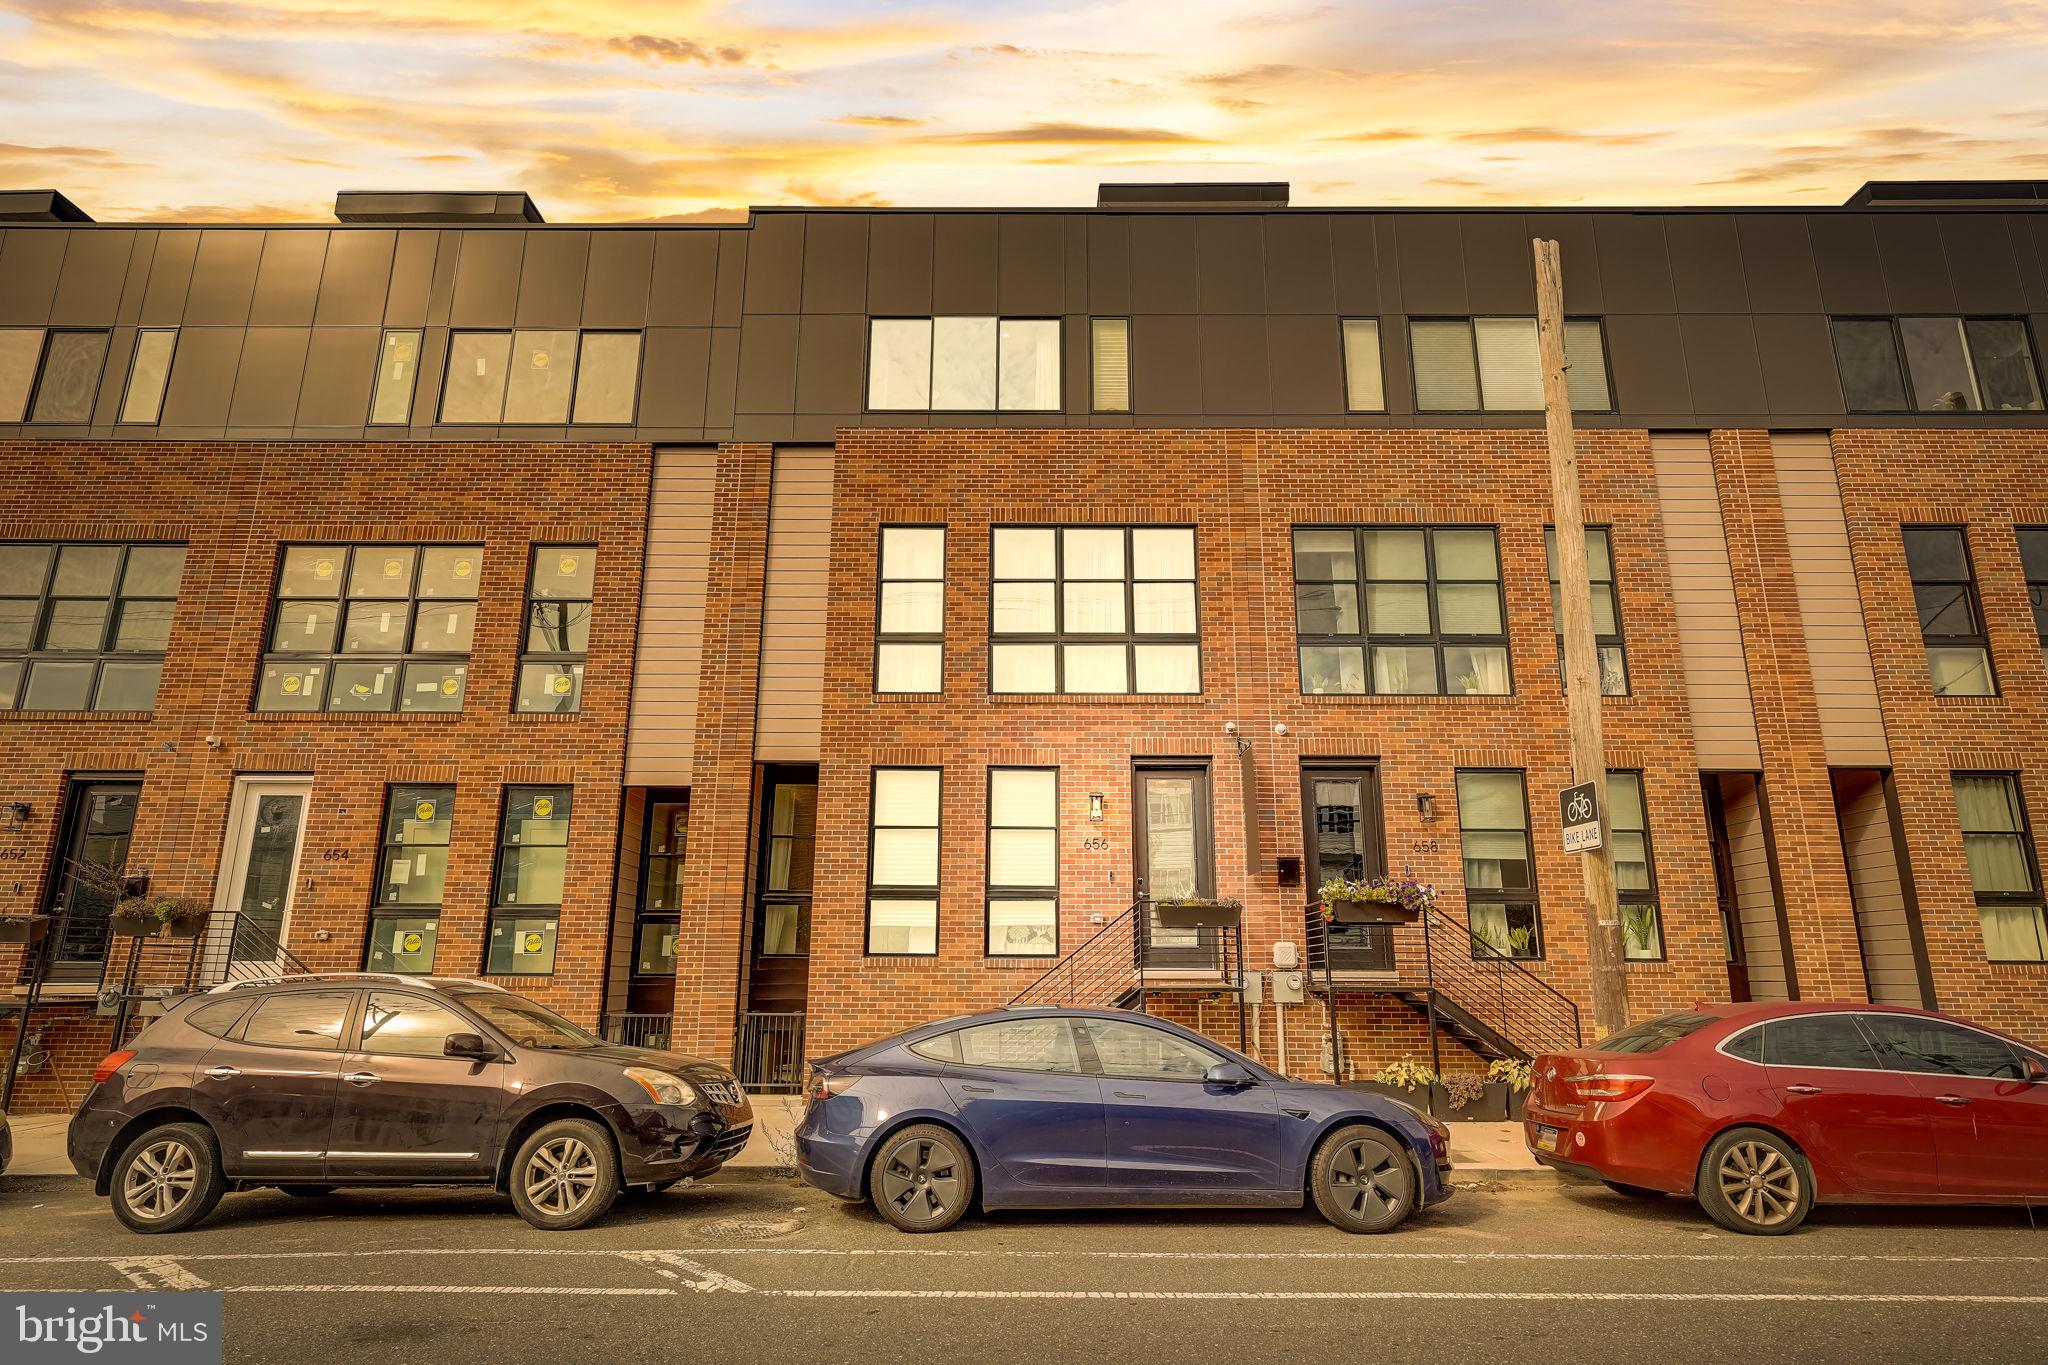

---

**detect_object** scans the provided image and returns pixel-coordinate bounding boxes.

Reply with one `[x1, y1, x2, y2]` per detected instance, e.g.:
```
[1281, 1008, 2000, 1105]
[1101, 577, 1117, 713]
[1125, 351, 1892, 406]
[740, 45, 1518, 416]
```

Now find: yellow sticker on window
[401, 932, 424, 954]
[440, 675, 460, 695]
[453, 558, 473, 579]
[558, 555, 578, 577]
[550, 674, 572, 695]
[314, 558, 336, 579]
[522, 932, 544, 955]
[281, 674, 302, 694]
[415, 800, 436, 822]
[383, 557, 404, 578]
[533, 797, 554, 819]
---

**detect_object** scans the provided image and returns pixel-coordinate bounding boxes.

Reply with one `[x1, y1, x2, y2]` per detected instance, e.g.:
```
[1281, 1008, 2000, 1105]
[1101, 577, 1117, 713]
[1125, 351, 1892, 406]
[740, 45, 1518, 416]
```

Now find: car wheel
[109, 1123, 226, 1235]
[868, 1124, 974, 1233]
[1601, 1180, 1667, 1200]
[1309, 1125, 1417, 1234]
[279, 1186, 336, 1198]
[509, 1118, 621, 1231]
[1697, 1127, 1812, 1236]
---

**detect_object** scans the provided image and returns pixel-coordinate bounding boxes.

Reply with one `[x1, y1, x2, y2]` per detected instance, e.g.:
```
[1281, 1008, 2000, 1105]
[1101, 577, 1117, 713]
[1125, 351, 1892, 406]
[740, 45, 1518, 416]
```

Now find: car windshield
[1597, 1012, 1719, 1054]
[452, 990, 604, 1050]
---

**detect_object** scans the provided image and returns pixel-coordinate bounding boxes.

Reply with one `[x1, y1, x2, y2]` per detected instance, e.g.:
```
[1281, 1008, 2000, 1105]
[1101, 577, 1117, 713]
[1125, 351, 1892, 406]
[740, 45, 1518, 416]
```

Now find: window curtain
[1979, 905, 2048, 961]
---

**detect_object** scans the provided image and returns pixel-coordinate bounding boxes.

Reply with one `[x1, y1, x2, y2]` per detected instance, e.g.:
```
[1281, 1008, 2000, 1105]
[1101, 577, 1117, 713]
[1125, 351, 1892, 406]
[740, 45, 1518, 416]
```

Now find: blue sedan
[794, 1006, 1454, 1233]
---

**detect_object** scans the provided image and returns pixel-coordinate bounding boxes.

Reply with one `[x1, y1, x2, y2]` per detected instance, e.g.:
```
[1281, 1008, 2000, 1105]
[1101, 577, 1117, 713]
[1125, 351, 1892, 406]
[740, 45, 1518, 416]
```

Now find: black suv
[68, 974, 752, 1233]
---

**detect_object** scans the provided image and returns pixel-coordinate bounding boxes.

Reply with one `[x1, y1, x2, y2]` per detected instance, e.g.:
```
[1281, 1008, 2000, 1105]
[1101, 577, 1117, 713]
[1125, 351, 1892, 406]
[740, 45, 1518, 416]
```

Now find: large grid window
[488, 785, 570, 975]
[257, 543, 481, 713]
[2019, 527, 2048, 671]
[867, 317, 1060, 411]
[1457, 770, 1540, 959]
[1545, 526, 1630, 695]
[868, 767, 940, 955]
[636, 796, 687, 977]
[1952, 774, 2047, 963]
[1410, 317, 1610, 412]
[1902, 526, 1995, 696]
[876, 526, 944, 693]
[1832, 316, 2044, 413]
[0, 542, 184, 713]
[987, 767, 1058, 957]
[1608, 771, 1661, 961]
[519, 545, 594, 714]
[1293, 526, 1507, 696]
[990, 525, 1200, 695]
[439, 330, 642, 425]
[365, 784, 452, 975]
[0, 329, 111, 424]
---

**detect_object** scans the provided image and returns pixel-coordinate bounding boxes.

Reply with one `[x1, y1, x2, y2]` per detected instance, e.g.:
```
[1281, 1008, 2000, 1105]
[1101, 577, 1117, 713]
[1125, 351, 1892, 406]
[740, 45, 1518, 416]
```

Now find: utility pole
[1532, 237, 1629, 1039]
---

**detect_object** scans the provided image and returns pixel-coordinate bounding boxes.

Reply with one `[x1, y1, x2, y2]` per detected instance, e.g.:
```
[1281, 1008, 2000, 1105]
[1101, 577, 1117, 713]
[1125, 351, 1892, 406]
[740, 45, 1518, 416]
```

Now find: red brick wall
[0, 441, 650, 1111]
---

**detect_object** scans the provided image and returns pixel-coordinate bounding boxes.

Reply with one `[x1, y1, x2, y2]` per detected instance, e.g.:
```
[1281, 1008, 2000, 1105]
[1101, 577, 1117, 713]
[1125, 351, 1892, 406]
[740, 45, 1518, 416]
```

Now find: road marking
[758, 1290, 2048, 1304]
[235, 1286, 676, 1297]
[112, 1257, 211, 1291]
[2, 1248, 2040, 1266]
[620, 1251, 754, 1293]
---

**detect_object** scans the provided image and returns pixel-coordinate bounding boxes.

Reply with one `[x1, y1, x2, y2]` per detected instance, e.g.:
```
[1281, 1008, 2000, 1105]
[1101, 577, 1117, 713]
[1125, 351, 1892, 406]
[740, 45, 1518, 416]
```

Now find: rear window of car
[907, 1031, 961, 1063]
[183, 998, 252, 1039]
[1597, 1012, 1719, 1054]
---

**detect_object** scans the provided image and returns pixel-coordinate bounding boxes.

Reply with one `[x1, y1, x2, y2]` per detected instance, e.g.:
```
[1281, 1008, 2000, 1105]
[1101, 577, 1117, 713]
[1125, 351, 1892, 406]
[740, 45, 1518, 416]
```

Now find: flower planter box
[0, 914, 51, 945]
[111, 912, 210, 940]
[1345, 1078, 1516, 1122]
[1326, 899, 1421, 926]
[1505, 1089, 1529, 1123]
[1151, 899, 1242, 930]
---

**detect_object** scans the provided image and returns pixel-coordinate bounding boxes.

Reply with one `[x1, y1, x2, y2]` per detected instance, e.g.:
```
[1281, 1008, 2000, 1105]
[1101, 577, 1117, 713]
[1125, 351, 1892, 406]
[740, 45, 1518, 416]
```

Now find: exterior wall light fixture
[1416, 791, 1437, 823]
[1088, 792, 1105, 823]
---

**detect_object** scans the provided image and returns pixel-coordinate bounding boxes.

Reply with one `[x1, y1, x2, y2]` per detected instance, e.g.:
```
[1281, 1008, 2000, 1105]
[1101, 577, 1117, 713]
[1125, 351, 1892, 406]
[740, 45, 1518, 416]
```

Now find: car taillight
[809, 1071, 857, 1101]
[90, 1050, 136, 1085]
[1561, 1072, 1654, 1103]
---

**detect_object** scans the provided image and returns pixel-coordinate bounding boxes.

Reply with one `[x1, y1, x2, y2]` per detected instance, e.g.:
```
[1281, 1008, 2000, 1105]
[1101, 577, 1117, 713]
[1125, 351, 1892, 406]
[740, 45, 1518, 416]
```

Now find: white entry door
[214, 778, 313, 964]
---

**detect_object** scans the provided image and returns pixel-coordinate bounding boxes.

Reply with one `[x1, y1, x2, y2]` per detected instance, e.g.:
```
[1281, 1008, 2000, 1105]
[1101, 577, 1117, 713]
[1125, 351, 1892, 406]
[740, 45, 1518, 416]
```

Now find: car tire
[867, 1124, 974, 1233]
[109, 1122, 226, 1235]
[1309, 1125, 1418, 1234]
[1601, 1180, 1667, 1200]
[1697, 1127, 1813, 1236]
[279, 1186, 336, 1198]
[508, 1118, 621, 1231]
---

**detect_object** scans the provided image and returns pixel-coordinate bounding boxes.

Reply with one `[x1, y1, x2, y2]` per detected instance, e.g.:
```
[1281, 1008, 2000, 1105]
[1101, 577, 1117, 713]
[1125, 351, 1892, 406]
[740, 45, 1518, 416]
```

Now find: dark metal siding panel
[1381, 310, 1413, 416]
[743, 214, 805, 315]
[1129, 215, 1198, 314]
[1938, 215, 2022, 314]
[184, 230, 264, 326]
[115, 231, 156, 326]
[582, 230, 654, 328]
[315, 229, 395, 327]
[2021, 216, 2048, 312]
[424, 231, 459, 326]
[867, 212, 933, 315]
[735, 313, 799, 414]
[1264, 215, 1335, 315]
[1524, 213, 1602, 312]
[1086, 215, 1131, 314]
[409, 328, 447, 429]
[514, 230, 590, 326]
[1752, 314, 1845, 416]
[139, 230, 199, 326]
[705, 327, 739, 429]
[999, 213, 1065, 316]
[1062, 309, 1088, 417]
[249, 230, 328, 327]
[50, 229, 133, 324]
[801, 213, 868, 314]
[1734, 214, 1821, 312]
[229, 327, 311, 428]
[156, 326, 243, 430]
[1459, 213, 1534, 314]
[1808, 214, 1888, 313]
[712, 230, 748, 326]
[1197, 215, 1265, 314]
[1592, 215, 1675, 313]
[1395, 216, 1465, 314]
[649, 230, 718, 327]
[294, 327, 380, 427]
[1666, 215, 1748, 313]
[1604, 313, 1690, 416]
[1873, 214, 1952, 314]
[89, 328, 135, 428]
[1130, 315, 1200, 414]
[1329, 215, 1381, 315]
[383, 230, 437, 327]
[932, 213, 998, 314]
[1064, 216, 1089, 315]
[1679, 314, 1765, 417]
[1266, 314, 1344, 416]
[795, 312, 865, 415]
[450, 231, 523, 328]
[638, 327, 712, 429]
[1199, 315, 1270, 414]
[0, 230, 64, 324]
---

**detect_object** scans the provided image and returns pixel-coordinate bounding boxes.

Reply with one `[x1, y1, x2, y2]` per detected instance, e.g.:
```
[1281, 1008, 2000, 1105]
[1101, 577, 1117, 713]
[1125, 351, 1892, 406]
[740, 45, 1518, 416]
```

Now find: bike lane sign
[1559, 780, 1602, 853]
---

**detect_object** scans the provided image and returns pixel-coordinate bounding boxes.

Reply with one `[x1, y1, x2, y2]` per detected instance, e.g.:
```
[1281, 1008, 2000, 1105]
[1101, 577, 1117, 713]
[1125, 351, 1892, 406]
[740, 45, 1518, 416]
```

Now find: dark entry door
[45, 779, 142, 982]
[1301, 766, 1394, 973]
[1703, 778, 1752, 1002]
[1134, 766, 1215, 967]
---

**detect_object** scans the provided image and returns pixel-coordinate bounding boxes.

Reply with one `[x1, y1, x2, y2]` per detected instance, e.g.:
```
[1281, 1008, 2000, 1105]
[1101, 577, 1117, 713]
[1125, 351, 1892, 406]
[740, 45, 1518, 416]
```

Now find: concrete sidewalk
[4, 1097, 1546, 1180]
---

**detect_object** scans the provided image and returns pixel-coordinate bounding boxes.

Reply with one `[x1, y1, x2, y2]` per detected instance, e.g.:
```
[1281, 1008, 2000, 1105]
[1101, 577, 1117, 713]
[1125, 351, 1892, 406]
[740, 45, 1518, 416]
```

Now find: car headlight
[624, 1067, 698, 1106]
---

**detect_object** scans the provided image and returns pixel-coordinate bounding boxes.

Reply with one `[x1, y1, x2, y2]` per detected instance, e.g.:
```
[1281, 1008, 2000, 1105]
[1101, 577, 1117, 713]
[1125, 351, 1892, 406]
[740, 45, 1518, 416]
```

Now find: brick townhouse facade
[3, 180, 2047, 1110]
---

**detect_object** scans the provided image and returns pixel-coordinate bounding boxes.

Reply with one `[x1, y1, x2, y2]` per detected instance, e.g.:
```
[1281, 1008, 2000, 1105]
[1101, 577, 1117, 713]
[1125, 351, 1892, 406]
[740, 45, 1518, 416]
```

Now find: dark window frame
[1292, 523, 1511, 697]
[633, 790, 688, 979]
[1831, 314, 2046, 414]
[863, 315, 1065, 414]
[874, 523, 946, 695]
[985, 764, 1060, 959]
[1406, 315, 1612, 415]
[368, 328, 424, 427]
[436, 329, 644, 426]
[1299, 761, 1394, 973]
[363, 783, 454, 975]
[1902, 524, 1997, 697]
[1089, 316, 1131, 413]
[1133, 762, 1218, 967]
[518, 542, 595, 715]
[988, 524, 1203, 696]
[865, 764, 942, 957]
[2018, 526, 2048, 665]
[1545, 525, 1631, 696]
[0, 540, 184, 714]
[24, 327, 112, 425]
[755, 766, 817, 960]
[1608, 769, 1664, 962]
[484, 783, 571, 977]
[1455, 766, 1543, 960]
[1951, 770, 2048, 964]
[1339, 317, 1385, 413]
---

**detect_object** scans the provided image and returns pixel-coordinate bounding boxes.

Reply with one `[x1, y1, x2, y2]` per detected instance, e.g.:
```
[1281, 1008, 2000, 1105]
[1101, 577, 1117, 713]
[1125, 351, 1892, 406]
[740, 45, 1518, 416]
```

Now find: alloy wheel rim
[878, 1136, 962, 1223]
[1718, 1140, 1801, 1227]
[524, 1136, 599, 1216]
[123, 1139, 198, 1222]
[1328, 1136, 1408, 1221]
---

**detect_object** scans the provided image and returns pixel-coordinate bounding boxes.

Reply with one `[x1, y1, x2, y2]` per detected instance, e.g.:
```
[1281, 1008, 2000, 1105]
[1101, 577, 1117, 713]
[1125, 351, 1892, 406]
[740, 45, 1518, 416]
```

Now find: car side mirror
[1205, 1061, 1254, 1088]
[444, 1032, 499, 1062]
[2026, 1055, 2047, 1084]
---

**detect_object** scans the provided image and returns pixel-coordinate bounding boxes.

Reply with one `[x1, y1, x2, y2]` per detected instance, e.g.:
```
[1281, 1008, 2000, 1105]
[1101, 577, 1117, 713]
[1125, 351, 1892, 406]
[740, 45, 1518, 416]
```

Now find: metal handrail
[1421, 904, 1583, 1047]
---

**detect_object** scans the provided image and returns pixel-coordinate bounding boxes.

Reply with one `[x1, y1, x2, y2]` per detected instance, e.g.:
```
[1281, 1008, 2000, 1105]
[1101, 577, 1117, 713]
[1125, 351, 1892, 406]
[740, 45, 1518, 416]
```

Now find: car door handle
[343, 1071, 381, 1087]
[202, 1066, 241, 1080]
[1782, 1083, 1822, 1095]
[1112, 1091, 1146, 1099]
[958, 1084, 994, 1094]
[1935, 1093, 1970, 1106]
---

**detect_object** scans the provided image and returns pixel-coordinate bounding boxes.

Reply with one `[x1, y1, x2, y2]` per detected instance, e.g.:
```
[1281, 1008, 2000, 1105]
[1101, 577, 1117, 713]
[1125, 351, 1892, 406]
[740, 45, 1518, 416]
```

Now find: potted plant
[0, 911, 51, 945]
[110, 892, 212, 940]
[1319, 873, 1435, 926]
[1150, 896, 1243, 930]
[1437, 1070, 1508, 1121]
[1489, 1058, 1534, 1121]
[1346, 1055, 1439, 1105]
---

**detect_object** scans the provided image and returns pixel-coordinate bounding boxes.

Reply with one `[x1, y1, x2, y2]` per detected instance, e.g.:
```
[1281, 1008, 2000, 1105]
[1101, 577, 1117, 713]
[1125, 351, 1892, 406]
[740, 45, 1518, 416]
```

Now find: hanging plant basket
[1319, 874, 1436, 926]
[1151, 897, 1243, 930]
[112, 911, 211, 940]
[0, 914, 51, 945]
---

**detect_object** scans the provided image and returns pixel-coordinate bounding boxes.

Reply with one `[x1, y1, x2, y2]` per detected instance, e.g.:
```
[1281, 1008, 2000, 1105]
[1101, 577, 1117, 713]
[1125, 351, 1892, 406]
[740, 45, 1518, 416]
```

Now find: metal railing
[1006, 899, 1249, 1049]
[601, 1012, 674, 1050]
[735, 1011, 805, 1091]
[1007, 903, 1144, 1009]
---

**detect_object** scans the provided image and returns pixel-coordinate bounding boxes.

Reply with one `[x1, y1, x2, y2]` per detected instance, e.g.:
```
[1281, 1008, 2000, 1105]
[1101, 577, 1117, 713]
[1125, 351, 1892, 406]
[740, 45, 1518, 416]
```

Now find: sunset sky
[3, 0, 2046, 222]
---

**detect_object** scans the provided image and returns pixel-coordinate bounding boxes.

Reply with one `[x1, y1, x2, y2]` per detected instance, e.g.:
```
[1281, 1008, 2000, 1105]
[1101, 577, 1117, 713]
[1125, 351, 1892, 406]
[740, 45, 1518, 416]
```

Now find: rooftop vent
[1096, 182, 1289, 209]
[1845, 180, 2048, 208]
[333, 191, 544, 224]
[0, 189, 92, 223]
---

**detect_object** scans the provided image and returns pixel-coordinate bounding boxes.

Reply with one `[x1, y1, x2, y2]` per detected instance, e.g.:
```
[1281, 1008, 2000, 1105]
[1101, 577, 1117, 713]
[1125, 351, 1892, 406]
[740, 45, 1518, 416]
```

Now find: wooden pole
[1532, 237, 1630, 1040]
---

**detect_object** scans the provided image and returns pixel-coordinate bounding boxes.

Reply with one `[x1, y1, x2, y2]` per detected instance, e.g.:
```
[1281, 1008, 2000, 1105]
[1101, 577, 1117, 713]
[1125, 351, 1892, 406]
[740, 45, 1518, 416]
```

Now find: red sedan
[1525, 1001, 2048, 1234]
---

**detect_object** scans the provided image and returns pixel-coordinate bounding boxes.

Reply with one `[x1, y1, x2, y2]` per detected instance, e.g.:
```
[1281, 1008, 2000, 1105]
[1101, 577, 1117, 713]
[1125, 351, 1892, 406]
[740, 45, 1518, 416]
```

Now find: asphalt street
[0, 1171, 2043, 1365]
